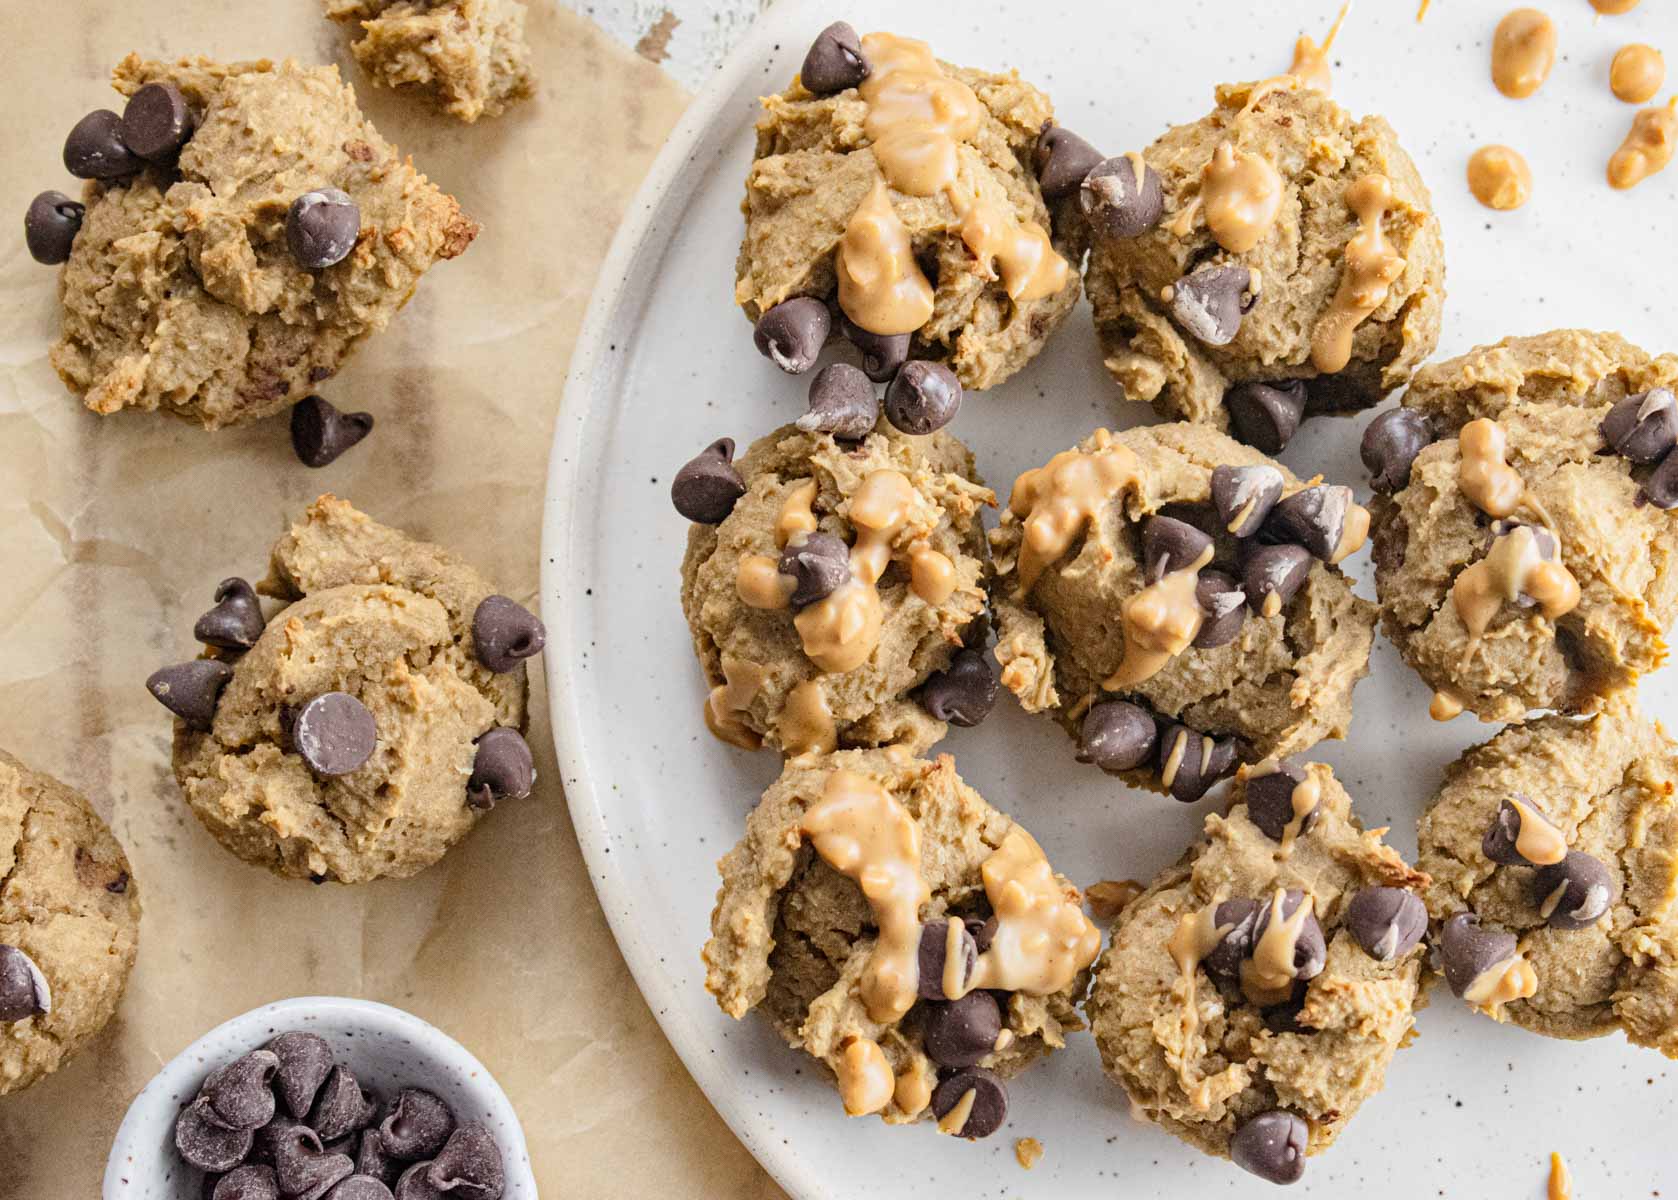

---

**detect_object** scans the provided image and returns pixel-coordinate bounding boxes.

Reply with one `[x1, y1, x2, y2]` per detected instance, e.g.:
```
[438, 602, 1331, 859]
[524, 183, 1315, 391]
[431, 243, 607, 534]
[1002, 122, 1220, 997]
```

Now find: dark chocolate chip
[1192, 569, 1247, 648]
[800, 21, 869, 94]
[309, 1066, 379, 1142]
[393, 1163, 446, 1200]
[268, 1031, 335, 1120]
[1156, 722, 1237, 803]
[64, 109, 141, 179]
[1361, 408, 1433, 493]
[177, 1100, 257, 1173]
[921, 990, 1002, 1068]
[1078, 155, 1163, 238]
[917, 919, 979, 1000]
[967, 916, 997, 954]
[253, 1117, 320, 1168]
[24, 190, 85, 265]
[798, 363, 878, 439]
[1169, 264, 1252, 347]
[0, 945, 50, 1022]
[1210, 463, 1284, 539]
[1140, 515, 1212, 582]
[1345, 887, 1428, 962]
[356, 1129, 401, 1186]
[121, 82, 193, 162]
[325, 1178, 395, 1200]
[1601, 389, 1678, 464]
[753, 297, 831, 374]
[918, 649, 997, 727]
[1261, 485, 1353, 560]
[1230, 1109, 1309, 1185]
[147, 659, 234, 730]
[1439, 912, 1520, 999]
[1242, 543, 1313, 616]
[293, 693, 377, 777]
[776, 530, 850, 609]
[1244, 761, 1317, 843]
[1078, 700, 1157, 774]
[1226, 381, 1307, 453]
[378, 1089, 455, 1162]
[287, 189, 361, 270]
[671, 438, 745, 524]
[291, 395, 373, 468]
[276, 1139, 356, 1200]
[1251, 889, 1327, 982]
[837, 312, 910, 383]
[1261, 982, 1311, 1033]
[1481, 796, 1561, 867]
[1033, 125, 1104, 200]
[1534, 850, 1616, 930]
[1200, 897, 1262, 988]
[467, 727, 535, 811]
[202, 1050, 281, 1131]
[195, 578, 266, 652]
[928, 1067, 1007, 1139]
[1642, 448, 1678, 509]
[471, 595, 546, 674]
[425, 1122, 504, 1199]
[883, 360, 961, 435]
[212, 1165, 281, 1200]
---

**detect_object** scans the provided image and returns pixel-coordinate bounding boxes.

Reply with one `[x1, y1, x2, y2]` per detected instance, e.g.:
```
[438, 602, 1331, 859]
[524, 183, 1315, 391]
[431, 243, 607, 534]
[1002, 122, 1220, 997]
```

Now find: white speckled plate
[541, 1, 1678, 1195]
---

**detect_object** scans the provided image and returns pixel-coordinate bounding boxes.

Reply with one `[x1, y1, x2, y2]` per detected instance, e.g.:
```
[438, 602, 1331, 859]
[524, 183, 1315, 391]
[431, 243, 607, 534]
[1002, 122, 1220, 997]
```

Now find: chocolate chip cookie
[704, 748, 1099, 1137]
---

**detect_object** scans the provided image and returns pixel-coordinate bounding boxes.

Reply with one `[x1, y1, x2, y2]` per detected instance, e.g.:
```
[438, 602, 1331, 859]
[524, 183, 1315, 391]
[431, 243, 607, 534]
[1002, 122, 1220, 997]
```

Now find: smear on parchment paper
[636, 9, 681, 63]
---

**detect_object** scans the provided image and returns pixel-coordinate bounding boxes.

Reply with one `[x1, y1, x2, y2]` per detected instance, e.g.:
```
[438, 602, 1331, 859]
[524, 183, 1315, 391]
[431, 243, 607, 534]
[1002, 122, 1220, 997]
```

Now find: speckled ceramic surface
[102, 996, 535, 1199]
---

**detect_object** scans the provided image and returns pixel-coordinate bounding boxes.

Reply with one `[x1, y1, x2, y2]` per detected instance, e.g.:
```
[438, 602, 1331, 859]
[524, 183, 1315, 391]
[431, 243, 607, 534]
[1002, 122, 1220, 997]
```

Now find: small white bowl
[103, 996, 536, 1199]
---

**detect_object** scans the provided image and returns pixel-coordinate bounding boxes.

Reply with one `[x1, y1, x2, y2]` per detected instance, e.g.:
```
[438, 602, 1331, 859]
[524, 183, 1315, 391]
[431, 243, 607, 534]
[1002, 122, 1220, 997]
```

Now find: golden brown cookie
[324, 0, 536, 122]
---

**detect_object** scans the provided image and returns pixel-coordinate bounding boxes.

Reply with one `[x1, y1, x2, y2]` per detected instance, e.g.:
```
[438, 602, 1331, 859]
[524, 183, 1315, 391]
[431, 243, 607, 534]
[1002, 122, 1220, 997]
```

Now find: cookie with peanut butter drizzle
[704, 749, 1099, 1136]
[1417, 695, 1678, 1053]
[1086, 761, 1429, 1182]
[989, 422, 1376, 799]
[1369, 329, 1678, 723]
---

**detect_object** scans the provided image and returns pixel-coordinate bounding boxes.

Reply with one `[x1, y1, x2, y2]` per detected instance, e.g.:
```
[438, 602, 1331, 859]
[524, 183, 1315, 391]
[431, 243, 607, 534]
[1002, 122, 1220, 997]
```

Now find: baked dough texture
[1374, 329, 1678, 721]
[1087, 79, 1445, 428]
[0, 752, 141, 1096]
[1416, 697, 1678, 1053]
[171, 496, 527, 883]
[51, 55, 477, 429]
[325, 0, 536, 122]
[735, 53, 1079, 390]
[1087, 762, 1428, 1161]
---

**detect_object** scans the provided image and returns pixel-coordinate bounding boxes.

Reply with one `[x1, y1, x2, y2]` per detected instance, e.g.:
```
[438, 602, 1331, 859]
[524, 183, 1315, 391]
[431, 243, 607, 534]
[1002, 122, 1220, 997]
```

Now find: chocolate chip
[773, 531, 847, 609]
[177, 1100, 257, 1173]
[1439, 912, 1520, 999]
[1361, 408, 1433, 493]
[212, 1165, 280, 1200]
[1230, 1109, 1309, 1184]
[195, 578, 266, 652]
[1226, 381, 1307, 453]
[922, 990, 1002, 1068]
[1261, 983, 1311, 1033]
[356, 1129, 401, 1186]
[1156, 722, 1237, 803]
[1033, 125, 1104, 200]
[918, 649, 997, 727]
[287, 189, 361, 270]
[378, 1089, 455, 1162]
[1169, 264, 1252, 347]
[753, 297, 832, 374]
[253, 1117, 320, 1168]
[1261, 485, 1353, 560]
[325, 1178, 395, 1200]
[1345, 887, 1428, 962]
[837, 312, 910, 383]
[122, 82, 193, 162]
[147, 659, 234, 730]
[917, 919, 979, 1000]
[1200, 898, 1262, 988]
[0, 945, 50, 1022]
[1192, 569, 1247, 648]
[1244, 760, 1318, 842]
[1140, 515, 1212, 583]
[393, 1164, 446, 1200]
[883, 361, 961, 435]
[967, 915, 997, 954]
[291, 395, 374, 468]
[467, 727, 535, 810]
[472, 595, 546, 673]
[267, 1031, 335, 1120]
[1481, 796, 1561, 866]
[1641, 449, 1678, 509]
[309, 1066, 380, 1142]
[1534, 850, 1616, 930]
[798, 363, 878, 439]
[929, 1067, 1007, 1139]
[276, 1135, 356, 1200]
[425, 1122, 504, 1199]
[202, 1050, 281, 1130]
[64, 109, 141, 179]
[1079, 155, 1163, 238]
[1601, 389, 1678, 463]
[1211, 464, 1283, 539]
[291, 692, 377, 776]
[1078, 700, 1158, 774]
[800, 21, 869, 94]
[24, 190, 85, 265]
[1251, 890, 1327, 982]
[1242, 543, 1313, 616]
[671, 438, 745, 524]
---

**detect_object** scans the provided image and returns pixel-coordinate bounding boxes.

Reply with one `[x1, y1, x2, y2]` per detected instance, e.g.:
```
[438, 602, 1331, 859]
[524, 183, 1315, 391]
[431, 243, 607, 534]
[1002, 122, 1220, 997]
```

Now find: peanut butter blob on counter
[1492, 8, 1558, 99]
[1609, 97, 1678, 189]
[1467, 145, 1533, 210]
[1591, 0, 1640, 13]
[1610, 44, 1666, 104]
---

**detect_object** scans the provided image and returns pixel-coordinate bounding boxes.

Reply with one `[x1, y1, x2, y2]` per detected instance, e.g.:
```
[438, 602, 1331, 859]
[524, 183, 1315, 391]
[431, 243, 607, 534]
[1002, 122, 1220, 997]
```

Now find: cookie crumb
[635, 9, 680, 64]
[1014, 1137, 1044, 1170]
[1086, 879, 1144, 921]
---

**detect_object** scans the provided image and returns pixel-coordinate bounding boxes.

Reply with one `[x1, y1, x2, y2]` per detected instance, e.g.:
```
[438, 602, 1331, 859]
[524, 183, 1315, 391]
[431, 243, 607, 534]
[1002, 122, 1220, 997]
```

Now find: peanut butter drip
[777, 479, 818, 544]
[892, 1053, 933, 1118]
[1241, 889, 1315, 1006]
[704, 657, 767, 749]
[778, 679, 837, 757]
[1007, 431, 1143, 594]
[795, 469, 915, 673]
[1429, 689, 1466, 721]
[1611, 45, 1665, 104]
[1202, 142, 1284, 253]
[837, 181, 936, 336]
[1311, 174, 1406, 373]
[967, 827, 1102, 995]
[1452, 524, 1581, 650]
[1250, 759, 1323, 856]
[1592, 0, 1640, 13]
[1015, 1138, 1045, 1170]
[737, 555, 794, 609]
[858, 33, 983, 197]
[1287, 1, 1350, 93]
[1166, 900, 1233, 1106]
[1457, 418, 1526, 518]
[1463, 948, 1538, 1014]
[957, 198, 1069, 303]
[1548, 1153, 1573, 1200]
[1467, 145, 1534, 210]
[1510, 796, 1568, 865]
[1609, 97, 1677, 189]
[909, 543, 957, 604]
[1330, 501, 1371, 564]
[1103, 544, 1214, 691]
[1492, 8, 1557, 99]
[937, 1086, 977, 1134]
[800, 769, 930, 1024]
[835, 1036, 895, 1116]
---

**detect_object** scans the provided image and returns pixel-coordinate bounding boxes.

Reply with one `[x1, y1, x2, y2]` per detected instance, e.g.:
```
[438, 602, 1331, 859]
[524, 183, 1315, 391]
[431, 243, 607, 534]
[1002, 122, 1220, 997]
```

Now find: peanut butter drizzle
[937, 1086, 977, 1134]
[1103, 544, 1214, 691]
[966, 827, 1102, 995]
[777, 479, 818, 546]
[837, 181, 936, 336]
[1288, 1, 1350, 93]
[1510, 797, 1567, 865]
[958, 197, 1069, 303]
[909, 543, 957, 604]
[1417, 0, 1431, 21]
[1160, 727, 1191, 790]
[1608, 97, 1678, 189]
[1548, 1152, 1573, 1200]
[835, 1036, 896, 1116]
[1330, 501, 1371, 564]
[858, 33, 983, 197]
[1086, 878, 1145, 921]
[1311, 174, 1406, 373]
[1467, 144, 1534, 210]
[1457, 418, 1527, 519]
[800, 769, 931, 1024]
[704, 656, 768, 749]
[795, 469, 915, 673]
[1492, 8, 1558, 99]
[778, 679, 837, 757]
[1241, 888, 1315, 1006]
[1452, 524, 1581, 653]
[1250, 759, 1323, 856]
[1202, 142, 1285, 253]
[737, 555, 794, 609]
[1463, 947, 1538, 1014]
[1015, 1137, 1045, 1170]
[1429, 689, 1466, 721]
[892, 1053, 933, 1118]
[1167, 899, 1233, 1106]
[1008, 431, 1143, 594]
[1611, 45, 1665, 104]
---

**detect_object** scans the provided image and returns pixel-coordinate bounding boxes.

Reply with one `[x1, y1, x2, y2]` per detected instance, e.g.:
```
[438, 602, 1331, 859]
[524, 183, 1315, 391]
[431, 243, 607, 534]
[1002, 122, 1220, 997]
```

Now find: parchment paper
[0, 5, 784, 1196]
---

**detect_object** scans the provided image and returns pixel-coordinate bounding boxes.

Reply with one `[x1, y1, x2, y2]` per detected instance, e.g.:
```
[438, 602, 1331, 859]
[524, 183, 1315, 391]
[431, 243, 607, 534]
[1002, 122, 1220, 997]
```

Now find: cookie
[1085, 76, 1444, 446]
[1371, 329, 1678, 723]
[704, 749, 1100, 1136]
[0, 751, 142, 1096]
[989, 423, 1376, 799]
[736, 26, 1082, 391]
[678, 421, 993, 757]
[1086, 761, 1429, 1183]
[45, 55, 476, 429]
[155, 496, 535, 883]
[1416, 696, 1678, 1053]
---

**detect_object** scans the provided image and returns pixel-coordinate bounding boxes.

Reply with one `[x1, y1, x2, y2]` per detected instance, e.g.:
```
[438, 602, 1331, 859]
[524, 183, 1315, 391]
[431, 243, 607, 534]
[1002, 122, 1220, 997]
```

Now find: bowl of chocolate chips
[103, 996, 535, 1200]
